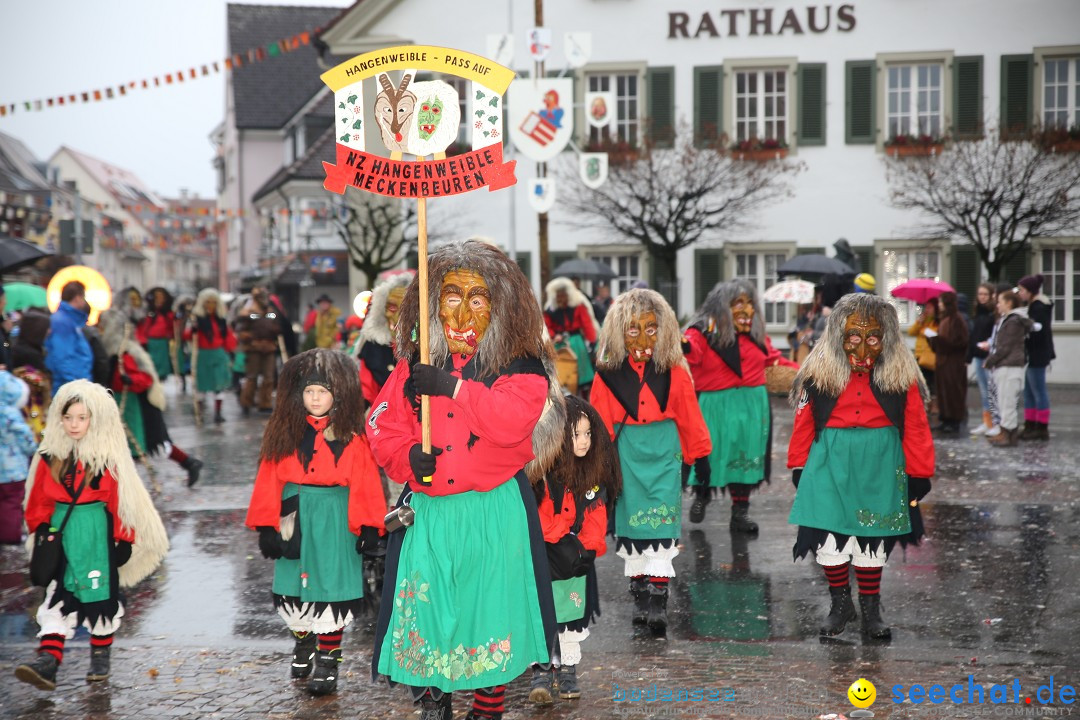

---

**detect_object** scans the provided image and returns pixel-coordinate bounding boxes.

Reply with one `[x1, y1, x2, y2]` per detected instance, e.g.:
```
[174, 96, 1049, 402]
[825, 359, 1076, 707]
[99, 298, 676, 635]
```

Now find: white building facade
[318, 0, 1080, 381]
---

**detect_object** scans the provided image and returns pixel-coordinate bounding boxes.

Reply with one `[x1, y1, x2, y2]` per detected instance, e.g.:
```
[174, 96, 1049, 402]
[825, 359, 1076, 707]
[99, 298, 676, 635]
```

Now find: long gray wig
[360, 273, 414, 346]
[596, 288, 684, 373]
[690, 278, 766, 349]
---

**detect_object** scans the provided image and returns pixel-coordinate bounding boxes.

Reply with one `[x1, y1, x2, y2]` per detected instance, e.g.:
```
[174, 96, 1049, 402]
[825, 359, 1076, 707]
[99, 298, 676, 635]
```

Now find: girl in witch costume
[787, 294, 934, 640]
[683, 279, 798, 530]
[182, 288, 238, 424]
[245, 348, 387, 696]
[97, 309, 203, 488]
[527, 395, 620, 706]
[543, 277, 599, 395]
[137, 287, 177, 381]
[590, 289, 712, 636]
[367, 240, 563, 720]
[355, 273, 412, 407]
[15, 380, 169, 691]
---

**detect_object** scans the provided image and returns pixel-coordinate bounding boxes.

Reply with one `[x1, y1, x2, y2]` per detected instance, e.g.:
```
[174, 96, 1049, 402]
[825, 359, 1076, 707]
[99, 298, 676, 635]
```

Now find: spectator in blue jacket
[44, 281, 93, 388]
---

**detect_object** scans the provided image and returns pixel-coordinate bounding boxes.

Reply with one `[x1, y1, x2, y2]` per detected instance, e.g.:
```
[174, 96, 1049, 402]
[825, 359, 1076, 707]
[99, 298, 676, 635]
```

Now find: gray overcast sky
[0, 0, 342, 200]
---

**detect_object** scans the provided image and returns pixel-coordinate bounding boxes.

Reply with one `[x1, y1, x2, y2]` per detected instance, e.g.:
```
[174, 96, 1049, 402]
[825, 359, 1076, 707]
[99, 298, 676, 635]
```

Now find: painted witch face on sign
[843, 313, 883, 373]
[439, 269, 492, 355]
[625, 311, 658, 362]
[416, 97, 443, 140]
[732, 293, 754, 333]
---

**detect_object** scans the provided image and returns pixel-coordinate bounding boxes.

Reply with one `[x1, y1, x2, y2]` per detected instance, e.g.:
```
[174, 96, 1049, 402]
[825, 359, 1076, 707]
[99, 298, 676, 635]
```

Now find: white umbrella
[763, 279, 815, 304]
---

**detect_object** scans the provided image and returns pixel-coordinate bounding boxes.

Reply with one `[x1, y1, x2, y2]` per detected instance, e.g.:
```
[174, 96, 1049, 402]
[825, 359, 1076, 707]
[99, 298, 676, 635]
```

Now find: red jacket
[137, 312, 175, 344]
[368, 355, 548, 496]
[182, 318, 238, 352]
[589, 359, 712, 464]
[111, 353, 155, 394]
[787, 374, 934, 478]
[537, 485, 607, 557]
[245, 415, 386, 534]
[684, 328, 797, 391]
[544, 305, 597, 343]
[25, 458, 135, 542]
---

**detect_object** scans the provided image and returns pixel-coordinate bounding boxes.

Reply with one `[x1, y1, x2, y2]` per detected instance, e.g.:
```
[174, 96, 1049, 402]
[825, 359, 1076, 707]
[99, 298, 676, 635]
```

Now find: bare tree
[557, 121, 804, 310]
[885, 128, 1080, 281]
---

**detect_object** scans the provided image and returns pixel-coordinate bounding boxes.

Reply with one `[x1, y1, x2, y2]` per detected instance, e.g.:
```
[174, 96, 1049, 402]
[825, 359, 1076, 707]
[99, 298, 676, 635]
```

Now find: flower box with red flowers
[730, 137, 789, 161]
[885, 134, 945, 157]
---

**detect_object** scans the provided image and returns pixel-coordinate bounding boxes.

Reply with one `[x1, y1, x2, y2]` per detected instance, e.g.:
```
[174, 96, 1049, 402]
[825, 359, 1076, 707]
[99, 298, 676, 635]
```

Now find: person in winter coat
[1016, 274, 1055, 441]
[44, 282, 94, 389]
[14, 380, 169, 691]
[11, 309, 50, 374]
[136, 287, 177, 381]
[984, 291, 1033, 447]
[907, 301, 938, 400]
[0, 371, 38, 543]
[930, 292, 969, 434]
[544, 277, 600, 396]
[968, 283, 997, 435]
[236, 287, 284, 414]
[788, 294, 933, 640]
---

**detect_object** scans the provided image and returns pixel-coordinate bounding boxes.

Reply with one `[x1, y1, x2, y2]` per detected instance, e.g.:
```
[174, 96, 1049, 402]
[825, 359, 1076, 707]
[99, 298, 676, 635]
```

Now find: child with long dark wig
[245, 348, 387, 696]
[15, 380, 169, 691]
[528, 395, 620, 705]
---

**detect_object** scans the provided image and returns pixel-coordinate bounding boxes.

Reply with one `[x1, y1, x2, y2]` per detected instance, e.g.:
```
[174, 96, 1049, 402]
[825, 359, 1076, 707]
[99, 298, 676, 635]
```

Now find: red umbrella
[890, 278, 955, 304]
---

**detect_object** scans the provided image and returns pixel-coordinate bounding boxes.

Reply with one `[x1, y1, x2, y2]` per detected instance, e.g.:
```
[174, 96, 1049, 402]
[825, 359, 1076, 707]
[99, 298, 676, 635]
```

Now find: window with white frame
[1043, 57, 1080, 129]
[1039, 247, 1080, 323]
[883, 247, 941, 324]
[589, 253, 640, 294]
[886, 63, 943, 140]
[587, 73, 640, 146]
[734, 69, 788, 144]
[299, 198, 329, 233]
[733, 251, 789, 325]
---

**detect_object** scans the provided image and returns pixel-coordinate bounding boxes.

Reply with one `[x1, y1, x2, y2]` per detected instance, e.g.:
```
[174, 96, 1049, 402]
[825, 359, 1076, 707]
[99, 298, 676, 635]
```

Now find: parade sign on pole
[320, 45, 517, 478]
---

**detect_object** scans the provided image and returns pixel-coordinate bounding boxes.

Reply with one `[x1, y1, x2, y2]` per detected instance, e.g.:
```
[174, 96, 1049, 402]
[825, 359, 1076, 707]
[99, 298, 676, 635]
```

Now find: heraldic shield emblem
[509, 78, 575, 162]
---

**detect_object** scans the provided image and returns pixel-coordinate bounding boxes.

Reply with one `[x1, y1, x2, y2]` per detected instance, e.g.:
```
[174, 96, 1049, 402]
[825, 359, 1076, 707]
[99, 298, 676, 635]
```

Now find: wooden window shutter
[693, 66, 723, 148]
[798, 63, 827, 146]
[952, 56, 984, 139]
[695, 249, 724, 307]
[1003, 246, 1031, 284]
[845, 60, 876, 144]
[951, 246, 979, 301]
[1000, 54, 1033, 136]
[406, 250, 419, 270]
[516, 251, 532, 284]
[647, 66, 676, 148]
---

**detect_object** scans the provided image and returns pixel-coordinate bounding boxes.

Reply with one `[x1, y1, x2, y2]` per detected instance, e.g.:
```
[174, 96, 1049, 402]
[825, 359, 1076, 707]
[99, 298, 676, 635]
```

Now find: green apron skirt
[147, 337, 173, 379]
[691, 386, 769, 489]
[272, 484, 363, 603]
[195, 347, 232, 393]
[566, 333, 595, 386]
[377, 479, 549, 691]
[55, 502, 113, 604]
[552, 576, 587, 624]
[788, 426, 910, 538]
[118, 390, 146, 457]
[615, 419, 683, 541]
[232, 350, 246, 373]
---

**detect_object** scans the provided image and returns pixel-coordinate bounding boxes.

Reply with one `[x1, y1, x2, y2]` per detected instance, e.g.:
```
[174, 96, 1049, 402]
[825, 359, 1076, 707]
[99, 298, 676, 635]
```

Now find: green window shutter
[1000, 54, 1033, 136]
[694, 249, 724, 307]
[952, 56, 984, 139]
[854, 247, 874, 276]
[951, 246, 979, 301]
[406, 250, 419, 270]
[845, 60, 876, 144]
[798, 63, 827, 146]
[647, 66, 676, 148]
[795, 247, 820, 255]
[693, 66, 723, 147]
[1003, 246, 1031, 284]
[515, 251, 532, 283]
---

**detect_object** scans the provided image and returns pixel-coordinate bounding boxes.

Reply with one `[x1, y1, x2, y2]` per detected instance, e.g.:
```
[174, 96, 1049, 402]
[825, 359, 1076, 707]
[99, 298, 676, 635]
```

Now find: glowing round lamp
[353, 290, 373, 318]
[47, 266, 112, 325]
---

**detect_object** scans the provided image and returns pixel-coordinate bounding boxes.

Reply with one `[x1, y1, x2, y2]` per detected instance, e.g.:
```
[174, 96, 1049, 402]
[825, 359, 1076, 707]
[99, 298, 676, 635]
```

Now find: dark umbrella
[0, 235, 53, 274]
[551, 258, 617, 280]
[777, 254, 854, 277]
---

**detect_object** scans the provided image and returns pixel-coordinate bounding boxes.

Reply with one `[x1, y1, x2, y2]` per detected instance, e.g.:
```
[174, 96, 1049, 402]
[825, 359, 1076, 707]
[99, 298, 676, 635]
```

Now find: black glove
[792, 468, 803, 489]
[257, 526, 283, 559]
[356, 526, 383, 556]
[681, 337, 692, 355]
[908, 477, 931, 503]
[114, 540, 133, 567]
[409, 444, 443, 482]
[411, 363, 459, 398]
[572, 547, 597, 575]
[694, 456, 712, 486]
[120, 374, 132, 387]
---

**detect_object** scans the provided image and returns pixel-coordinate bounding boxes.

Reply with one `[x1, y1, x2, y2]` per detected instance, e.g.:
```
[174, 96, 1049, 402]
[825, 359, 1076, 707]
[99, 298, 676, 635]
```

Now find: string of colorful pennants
[0, 28, 322, 118]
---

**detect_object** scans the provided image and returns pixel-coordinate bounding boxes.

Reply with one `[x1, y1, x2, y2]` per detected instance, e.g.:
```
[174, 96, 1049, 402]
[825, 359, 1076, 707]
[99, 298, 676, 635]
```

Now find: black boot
[1018, 420, 1037, 441]
[859, 593, 892, 639]
[647, 582, 669, 635]
[528, 664, 554, 705]
[419, 691, 452, 720]
[557, 664, 581, 699]
[290, 632, 317, 679]
[820, 586, 858, 636]
[180, 456, 203, 488]
[730, 501, 759, 535]
[630, 577, 650, 625]
[15, 652, 59, 691]
[689, 485, 710, 524]
[306, 649, 341, 696]
[1034, 422, 1050, 441]
[86, 646, 110, 682]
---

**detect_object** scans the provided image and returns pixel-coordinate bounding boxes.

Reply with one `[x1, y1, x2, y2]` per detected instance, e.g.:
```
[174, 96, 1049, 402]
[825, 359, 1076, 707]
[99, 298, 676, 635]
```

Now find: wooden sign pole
[417, 189, 432, 465]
